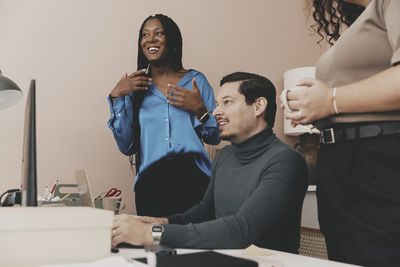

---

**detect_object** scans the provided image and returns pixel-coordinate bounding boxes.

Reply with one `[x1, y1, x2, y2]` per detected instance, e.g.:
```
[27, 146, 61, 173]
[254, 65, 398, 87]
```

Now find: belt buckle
[321, 128, 335, 144]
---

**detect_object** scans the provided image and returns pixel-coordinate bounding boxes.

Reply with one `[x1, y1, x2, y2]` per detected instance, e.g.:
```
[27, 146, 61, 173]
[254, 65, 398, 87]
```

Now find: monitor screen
[21, 80, 37, 206]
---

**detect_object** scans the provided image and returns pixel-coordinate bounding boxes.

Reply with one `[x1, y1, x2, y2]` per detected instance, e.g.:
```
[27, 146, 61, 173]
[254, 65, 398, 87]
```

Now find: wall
[0, 0, 326, 216]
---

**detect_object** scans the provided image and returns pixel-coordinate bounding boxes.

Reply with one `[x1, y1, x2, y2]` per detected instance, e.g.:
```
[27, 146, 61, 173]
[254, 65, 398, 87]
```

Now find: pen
[145, 63, 150, 75]
[94, 190, 104, 201]
[50, 179, 59, 194]
[60, 193, 71, 202]
[98, 191, 109, 200]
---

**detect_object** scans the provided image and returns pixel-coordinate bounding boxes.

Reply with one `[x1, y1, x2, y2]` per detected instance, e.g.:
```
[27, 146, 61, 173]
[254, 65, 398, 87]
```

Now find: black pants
[135, 155, 210, 217]
[317, 134, 400, 267]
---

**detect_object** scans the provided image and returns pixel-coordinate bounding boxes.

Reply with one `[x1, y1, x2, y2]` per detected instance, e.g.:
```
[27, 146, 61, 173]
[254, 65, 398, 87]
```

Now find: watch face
[152, 225, 163, 233]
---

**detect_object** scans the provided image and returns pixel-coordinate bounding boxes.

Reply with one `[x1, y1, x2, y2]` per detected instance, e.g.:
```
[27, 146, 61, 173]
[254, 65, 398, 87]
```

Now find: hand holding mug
[282, 78, 335, 126]
[281, 86, 316, 132]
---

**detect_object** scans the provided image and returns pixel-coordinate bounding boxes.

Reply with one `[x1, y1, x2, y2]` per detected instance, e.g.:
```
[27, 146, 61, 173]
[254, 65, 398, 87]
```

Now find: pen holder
[37, 201, 67, 207]
[38, 184, 81, 207]
[101, 197, 125, 215]
[55, 184, 81, 206]
[94, 199, 103, 209]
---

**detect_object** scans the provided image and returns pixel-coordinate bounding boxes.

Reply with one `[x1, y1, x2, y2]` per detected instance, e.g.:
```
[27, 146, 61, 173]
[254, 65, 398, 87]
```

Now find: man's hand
[137, 216, 169, 225]
[111, 214, 153, 247]
[110, 69, 152, 99]
[165, 78, 208, 118]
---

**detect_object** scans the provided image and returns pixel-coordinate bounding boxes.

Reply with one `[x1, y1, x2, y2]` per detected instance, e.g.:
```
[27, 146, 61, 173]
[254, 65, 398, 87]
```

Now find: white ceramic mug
[280, 86, 318, 133]
[102, 197, 126, 215]
[280, 85, 307, 112]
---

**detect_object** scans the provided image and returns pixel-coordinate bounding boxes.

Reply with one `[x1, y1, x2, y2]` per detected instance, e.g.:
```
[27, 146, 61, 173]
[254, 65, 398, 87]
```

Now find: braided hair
[129, 14, 184, 172]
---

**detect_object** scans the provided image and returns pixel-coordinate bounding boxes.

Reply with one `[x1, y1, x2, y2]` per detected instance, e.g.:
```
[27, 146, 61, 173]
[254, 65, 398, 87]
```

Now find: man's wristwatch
[151, 225, 164, 245]
[199, 110, 210, 124]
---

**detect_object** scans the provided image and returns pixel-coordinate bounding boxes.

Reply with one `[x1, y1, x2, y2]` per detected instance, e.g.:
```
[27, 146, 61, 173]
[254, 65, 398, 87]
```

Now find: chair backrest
[299, 227, 328, 259]
[205, 144, 222, 162]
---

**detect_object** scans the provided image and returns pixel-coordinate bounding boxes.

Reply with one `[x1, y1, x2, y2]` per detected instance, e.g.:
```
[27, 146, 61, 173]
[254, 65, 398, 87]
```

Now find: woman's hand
[165, 78, 208, 118]
[111, 214, 153, 247]
[284, 78, 335, 126]
[110, 69, 152, 98]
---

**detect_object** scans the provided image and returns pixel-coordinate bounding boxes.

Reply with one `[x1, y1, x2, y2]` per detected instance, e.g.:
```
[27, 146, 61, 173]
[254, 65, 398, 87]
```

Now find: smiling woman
[140, 20, 168, 69]
[107, 14, 220, 217]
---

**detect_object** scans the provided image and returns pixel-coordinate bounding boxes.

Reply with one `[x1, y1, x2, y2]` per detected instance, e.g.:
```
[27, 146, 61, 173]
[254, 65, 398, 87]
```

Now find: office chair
[299, 227, 328, 259]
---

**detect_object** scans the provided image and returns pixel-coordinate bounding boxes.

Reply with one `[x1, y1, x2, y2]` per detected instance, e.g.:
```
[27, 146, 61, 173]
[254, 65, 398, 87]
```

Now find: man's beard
[219, 132, 236, 142]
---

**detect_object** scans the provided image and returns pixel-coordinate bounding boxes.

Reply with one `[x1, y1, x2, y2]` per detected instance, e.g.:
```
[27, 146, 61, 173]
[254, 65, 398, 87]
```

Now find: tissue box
[0, 207, 113, 266]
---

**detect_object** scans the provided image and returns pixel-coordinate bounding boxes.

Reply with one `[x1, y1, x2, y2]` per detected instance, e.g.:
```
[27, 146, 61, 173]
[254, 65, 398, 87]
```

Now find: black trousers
[135, 155, 210, 217]
[317, 133, 400, 267]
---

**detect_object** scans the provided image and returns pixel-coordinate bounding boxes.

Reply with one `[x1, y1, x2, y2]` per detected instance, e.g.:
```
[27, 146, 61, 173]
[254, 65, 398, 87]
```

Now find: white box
[0, 207, 113, 266]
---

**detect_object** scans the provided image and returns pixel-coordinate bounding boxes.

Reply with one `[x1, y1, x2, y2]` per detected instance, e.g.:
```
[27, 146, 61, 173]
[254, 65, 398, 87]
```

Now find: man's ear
[254, 97, 267, 117]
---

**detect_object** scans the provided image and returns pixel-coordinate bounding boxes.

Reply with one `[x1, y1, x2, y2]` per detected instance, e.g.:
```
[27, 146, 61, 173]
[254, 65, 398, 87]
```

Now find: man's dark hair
[137, 14, 183, 71]
[220, 72, 277, 128]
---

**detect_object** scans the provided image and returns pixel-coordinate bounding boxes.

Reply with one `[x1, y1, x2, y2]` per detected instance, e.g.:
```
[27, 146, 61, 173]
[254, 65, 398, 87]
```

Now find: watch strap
[199, 110, 210, 124]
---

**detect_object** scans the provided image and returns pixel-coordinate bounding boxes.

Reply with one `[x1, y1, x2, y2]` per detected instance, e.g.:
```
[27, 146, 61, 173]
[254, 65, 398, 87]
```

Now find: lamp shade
[0, 72, 23, 109]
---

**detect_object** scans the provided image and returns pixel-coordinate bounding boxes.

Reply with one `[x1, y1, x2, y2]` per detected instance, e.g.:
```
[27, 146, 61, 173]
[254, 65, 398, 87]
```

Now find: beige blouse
[316, 0, 400, 127]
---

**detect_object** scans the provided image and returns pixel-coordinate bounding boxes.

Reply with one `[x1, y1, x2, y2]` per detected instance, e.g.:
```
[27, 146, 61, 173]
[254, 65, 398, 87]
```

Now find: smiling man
[112, 72, 308, 254]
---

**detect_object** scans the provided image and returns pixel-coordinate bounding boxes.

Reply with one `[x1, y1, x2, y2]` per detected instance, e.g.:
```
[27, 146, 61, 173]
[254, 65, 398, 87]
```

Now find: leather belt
[320, 122, 400, 144]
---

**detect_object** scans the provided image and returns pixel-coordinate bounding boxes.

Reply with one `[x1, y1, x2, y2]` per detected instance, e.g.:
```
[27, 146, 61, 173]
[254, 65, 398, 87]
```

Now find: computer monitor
[20, 80, 37, 206]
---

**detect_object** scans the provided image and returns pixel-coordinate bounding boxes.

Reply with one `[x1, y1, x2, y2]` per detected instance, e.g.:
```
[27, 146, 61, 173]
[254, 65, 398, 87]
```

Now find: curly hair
[311, 0, 365, 45]
[137, 14, 183, 72]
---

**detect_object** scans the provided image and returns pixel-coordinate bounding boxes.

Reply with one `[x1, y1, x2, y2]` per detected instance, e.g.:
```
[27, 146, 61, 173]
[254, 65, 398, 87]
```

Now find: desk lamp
[0, 70, 23, 109]
[0, 71, 23, 206]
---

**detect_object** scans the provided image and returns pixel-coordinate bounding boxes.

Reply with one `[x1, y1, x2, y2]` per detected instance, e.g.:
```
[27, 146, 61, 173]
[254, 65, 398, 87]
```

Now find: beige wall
[0, 0, 325, 214]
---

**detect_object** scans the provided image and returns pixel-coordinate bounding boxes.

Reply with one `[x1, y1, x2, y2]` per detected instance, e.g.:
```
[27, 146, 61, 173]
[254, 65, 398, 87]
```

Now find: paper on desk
[242, 244, 274, 257]
[240, 245, 284, 267]
[38, 256, 138, 267]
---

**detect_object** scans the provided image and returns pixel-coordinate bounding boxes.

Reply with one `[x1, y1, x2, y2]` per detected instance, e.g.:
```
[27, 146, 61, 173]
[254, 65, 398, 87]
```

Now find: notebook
[134, 251, 258, 267]
[75, 169, 94, 208]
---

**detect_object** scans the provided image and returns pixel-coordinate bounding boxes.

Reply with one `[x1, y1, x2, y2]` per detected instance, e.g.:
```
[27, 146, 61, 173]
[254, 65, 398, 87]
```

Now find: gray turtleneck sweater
[162, 127, 307, 253]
